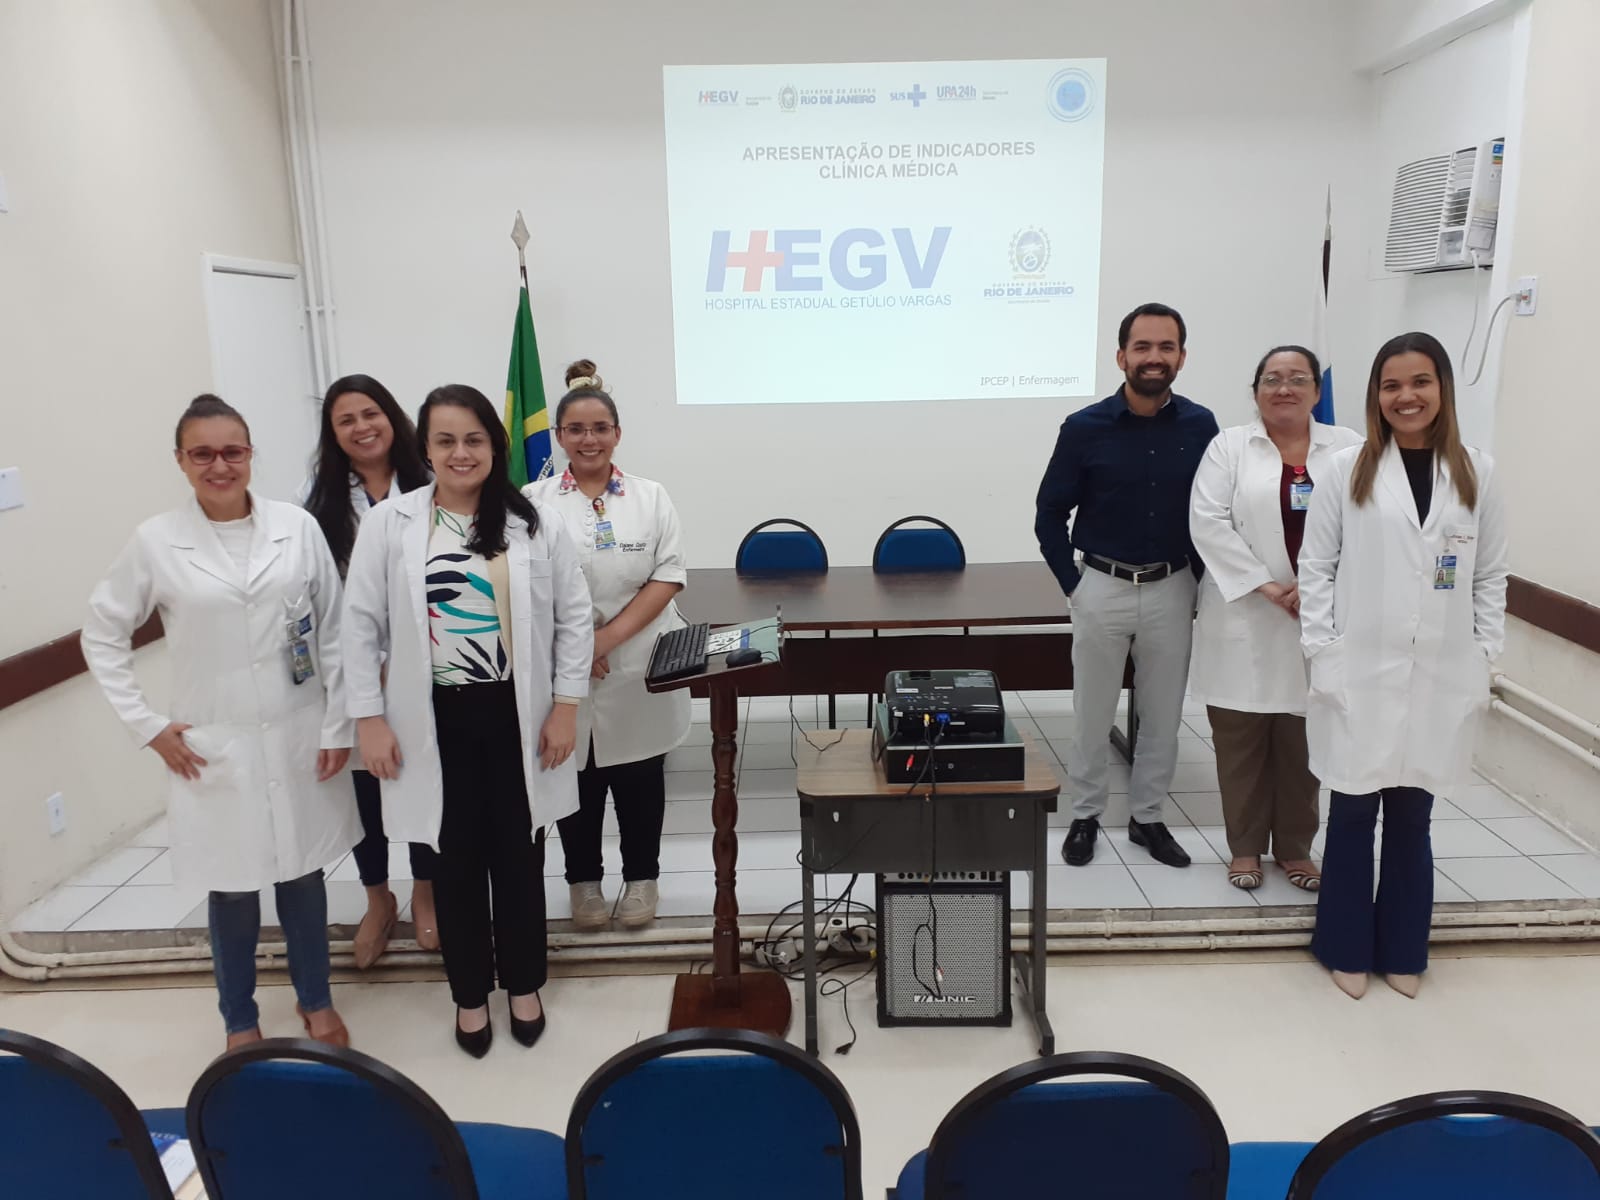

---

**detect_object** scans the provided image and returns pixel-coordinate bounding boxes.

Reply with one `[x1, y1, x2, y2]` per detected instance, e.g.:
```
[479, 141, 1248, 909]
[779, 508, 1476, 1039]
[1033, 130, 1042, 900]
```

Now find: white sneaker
[569, 882, 610, 931]
[615, 880, 659, 930]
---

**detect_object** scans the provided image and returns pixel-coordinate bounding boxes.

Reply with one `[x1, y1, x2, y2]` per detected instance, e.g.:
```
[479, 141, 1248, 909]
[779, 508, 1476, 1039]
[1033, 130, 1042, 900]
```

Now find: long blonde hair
[1350, 331, 1477, 510]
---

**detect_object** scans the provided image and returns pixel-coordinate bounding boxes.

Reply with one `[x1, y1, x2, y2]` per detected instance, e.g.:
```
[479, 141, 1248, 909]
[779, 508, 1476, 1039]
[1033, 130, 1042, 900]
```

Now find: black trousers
[432, 680, 547, 1008]
[557, 746, 667, 883]
[350, 769, 438, 886]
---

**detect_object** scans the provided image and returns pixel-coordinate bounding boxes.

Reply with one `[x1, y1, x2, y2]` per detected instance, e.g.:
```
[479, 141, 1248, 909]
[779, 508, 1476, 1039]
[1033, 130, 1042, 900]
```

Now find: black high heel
[509, 992, 546, 1048]
[455, 1008, 492, 1059]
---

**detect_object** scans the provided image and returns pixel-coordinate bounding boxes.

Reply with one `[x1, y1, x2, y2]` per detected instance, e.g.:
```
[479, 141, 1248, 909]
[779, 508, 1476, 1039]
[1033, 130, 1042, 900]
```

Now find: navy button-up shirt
[1034, 387, 1220, 596]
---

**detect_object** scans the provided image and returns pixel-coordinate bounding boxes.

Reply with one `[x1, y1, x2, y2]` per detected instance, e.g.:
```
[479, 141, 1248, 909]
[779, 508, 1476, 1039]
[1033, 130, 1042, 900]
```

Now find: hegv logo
[698, 90, 739, 105]
[705, 227, 952, 292]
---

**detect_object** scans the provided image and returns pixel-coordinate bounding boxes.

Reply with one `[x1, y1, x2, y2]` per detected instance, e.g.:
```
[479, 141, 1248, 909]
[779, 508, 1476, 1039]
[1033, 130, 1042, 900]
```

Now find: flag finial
[510, 210, 530, 270]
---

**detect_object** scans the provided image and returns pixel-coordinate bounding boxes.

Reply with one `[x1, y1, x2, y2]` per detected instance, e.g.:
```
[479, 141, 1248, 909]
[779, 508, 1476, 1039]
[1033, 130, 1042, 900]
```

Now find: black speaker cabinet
[876, 873, 1011, 1027]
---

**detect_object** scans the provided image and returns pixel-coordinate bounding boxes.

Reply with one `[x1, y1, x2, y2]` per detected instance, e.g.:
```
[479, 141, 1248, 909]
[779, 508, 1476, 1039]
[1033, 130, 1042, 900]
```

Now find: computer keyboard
[646, 622, 711, 684]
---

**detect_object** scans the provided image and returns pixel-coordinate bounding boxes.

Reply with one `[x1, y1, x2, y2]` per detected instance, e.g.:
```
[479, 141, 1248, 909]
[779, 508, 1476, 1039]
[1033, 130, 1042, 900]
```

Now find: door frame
[199, 254, 308, 395]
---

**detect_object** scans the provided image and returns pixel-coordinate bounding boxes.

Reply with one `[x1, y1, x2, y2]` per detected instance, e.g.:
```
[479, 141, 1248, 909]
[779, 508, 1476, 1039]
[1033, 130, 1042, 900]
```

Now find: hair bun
[565, 358, 602, 389]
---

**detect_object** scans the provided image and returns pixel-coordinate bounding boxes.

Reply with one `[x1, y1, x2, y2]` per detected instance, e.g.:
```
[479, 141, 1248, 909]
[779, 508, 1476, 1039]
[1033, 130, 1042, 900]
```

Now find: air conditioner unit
[1384, 138, 1504, 272]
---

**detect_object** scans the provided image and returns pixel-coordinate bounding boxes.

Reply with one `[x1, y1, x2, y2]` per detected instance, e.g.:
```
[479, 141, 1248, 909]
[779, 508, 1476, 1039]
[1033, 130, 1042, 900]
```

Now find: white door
[203, 256, 319, 503]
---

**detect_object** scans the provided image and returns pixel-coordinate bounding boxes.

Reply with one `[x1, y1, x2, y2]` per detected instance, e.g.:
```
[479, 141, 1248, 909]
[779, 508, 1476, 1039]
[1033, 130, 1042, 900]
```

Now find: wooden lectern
[645, 621, 791, 1035]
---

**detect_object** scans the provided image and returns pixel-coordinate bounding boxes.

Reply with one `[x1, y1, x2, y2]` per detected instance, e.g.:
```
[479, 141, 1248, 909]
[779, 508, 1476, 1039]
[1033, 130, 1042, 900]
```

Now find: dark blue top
[1034, 387, 1220, 596]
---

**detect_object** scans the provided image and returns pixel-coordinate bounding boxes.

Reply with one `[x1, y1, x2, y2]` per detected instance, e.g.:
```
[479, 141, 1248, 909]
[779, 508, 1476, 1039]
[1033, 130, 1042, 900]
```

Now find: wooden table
[794, 730, 1062, 1056]
[680, 563, 1138, 754]
[681, 563, 1073, 706]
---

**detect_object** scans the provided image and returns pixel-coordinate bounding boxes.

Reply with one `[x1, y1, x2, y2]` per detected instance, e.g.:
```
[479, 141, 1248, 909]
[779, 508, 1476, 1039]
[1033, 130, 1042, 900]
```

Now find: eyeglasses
[558, 423, 616, 438]
[182, 445, 252, 465]
[1259, 375, 1316, 390]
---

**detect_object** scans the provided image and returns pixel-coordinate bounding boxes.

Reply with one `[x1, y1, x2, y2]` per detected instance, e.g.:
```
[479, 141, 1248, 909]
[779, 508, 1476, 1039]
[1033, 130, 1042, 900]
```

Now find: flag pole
[1311, 186, 1336, 426]
[511, 210, 530, 290]
[1322, 186, 1332, 300]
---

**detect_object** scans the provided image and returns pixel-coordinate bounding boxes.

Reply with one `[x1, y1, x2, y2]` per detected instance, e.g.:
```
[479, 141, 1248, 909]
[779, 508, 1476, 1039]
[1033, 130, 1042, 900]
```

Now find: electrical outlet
[46, 792, 66, 836]
[0, 467, 24, 511]
[1515, 275, 1539, 316]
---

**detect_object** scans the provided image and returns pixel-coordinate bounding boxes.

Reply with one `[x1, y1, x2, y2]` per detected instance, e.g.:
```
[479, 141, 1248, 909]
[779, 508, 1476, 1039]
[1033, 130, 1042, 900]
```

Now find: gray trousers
[1069, 564, 1198, 823]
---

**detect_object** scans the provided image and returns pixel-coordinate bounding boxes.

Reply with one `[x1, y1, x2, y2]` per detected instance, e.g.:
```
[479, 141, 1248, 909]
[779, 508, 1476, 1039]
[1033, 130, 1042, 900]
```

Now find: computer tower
[876, 873, 1011, 1027]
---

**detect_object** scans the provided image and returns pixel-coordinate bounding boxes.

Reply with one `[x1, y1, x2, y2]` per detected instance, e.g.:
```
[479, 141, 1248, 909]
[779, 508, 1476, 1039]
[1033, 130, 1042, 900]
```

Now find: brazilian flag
[503, 286, 552, 487]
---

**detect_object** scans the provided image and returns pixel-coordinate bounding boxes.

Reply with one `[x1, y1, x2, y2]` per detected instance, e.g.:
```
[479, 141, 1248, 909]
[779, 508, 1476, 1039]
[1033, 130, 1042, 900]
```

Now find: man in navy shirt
[1035, 303, 1219, 868]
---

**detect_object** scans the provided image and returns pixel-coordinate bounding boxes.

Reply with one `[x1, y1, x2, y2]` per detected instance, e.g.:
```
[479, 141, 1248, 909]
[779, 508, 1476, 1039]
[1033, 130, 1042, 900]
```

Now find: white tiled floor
[12, 690, 1599, 938]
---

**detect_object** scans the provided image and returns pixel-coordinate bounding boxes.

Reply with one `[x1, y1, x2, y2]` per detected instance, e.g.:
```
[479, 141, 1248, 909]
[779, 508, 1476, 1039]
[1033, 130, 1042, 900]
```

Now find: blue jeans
[1310, 789, 1435, 976]
[208, 869, 333, 1034]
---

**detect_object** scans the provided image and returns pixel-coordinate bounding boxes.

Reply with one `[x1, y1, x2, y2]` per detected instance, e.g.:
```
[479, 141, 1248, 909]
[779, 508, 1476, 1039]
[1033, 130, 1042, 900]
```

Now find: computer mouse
[725, 647, 763, 668]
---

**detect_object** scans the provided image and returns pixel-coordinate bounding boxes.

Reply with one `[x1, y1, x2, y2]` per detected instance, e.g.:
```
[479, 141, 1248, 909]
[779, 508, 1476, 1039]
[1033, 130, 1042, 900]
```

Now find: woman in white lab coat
[1190, 346, 1362, 892]
[304, 373, 438, 967]
[82, 395, 357, 1050]
[1299, 332, 1508, 1000]
[342, 384, 593, 1058]
[525, 360, 692, 933]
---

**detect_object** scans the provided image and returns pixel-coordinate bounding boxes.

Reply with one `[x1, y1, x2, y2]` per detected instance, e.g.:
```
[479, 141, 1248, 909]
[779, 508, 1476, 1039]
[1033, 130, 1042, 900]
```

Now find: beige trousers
[1207, 706, 1319, 860]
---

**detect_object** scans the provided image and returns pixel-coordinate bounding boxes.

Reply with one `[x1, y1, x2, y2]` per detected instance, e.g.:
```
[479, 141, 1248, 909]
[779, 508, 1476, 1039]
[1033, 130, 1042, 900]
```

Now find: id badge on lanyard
[284, 593, 315, 684]
[1289, 468, 1312, 512]
[592, 496, 617, 551]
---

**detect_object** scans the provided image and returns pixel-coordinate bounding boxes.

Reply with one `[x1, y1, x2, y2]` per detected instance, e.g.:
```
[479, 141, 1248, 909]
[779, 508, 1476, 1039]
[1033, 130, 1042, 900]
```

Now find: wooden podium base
[667, 971, 792, 1036]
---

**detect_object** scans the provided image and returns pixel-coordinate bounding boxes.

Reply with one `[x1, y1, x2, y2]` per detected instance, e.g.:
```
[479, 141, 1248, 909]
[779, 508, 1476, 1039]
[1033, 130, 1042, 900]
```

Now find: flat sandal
[1282, 864, 1321, 892]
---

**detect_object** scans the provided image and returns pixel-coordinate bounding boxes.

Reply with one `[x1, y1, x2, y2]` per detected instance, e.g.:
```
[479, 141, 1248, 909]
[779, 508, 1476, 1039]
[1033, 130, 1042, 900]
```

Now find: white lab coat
[81, 495, 357, 891]
[351, 472, 400, 514]
[1298, 443, 1509, 797]
[525, 471, 692, 768]
[341, 472, 403, 771]
[301, 471, 401, 517]
[341, 485, 594, 844]
[1189, 418, 1363, 713]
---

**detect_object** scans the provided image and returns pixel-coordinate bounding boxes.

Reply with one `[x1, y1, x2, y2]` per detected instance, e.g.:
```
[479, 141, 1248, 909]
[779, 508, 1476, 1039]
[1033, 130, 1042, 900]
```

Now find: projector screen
[662, 59, 1106, 406]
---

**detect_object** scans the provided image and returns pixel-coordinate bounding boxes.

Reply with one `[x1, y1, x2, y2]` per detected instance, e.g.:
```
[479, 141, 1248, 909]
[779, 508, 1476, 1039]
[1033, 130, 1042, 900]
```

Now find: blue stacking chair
[735, 517, 829, 574]
[566, 1028, 862, 1200]
[1282, 1091, 1600, 1199]
[871, 516, 965, 574]
[865, 515, 967, 719]
[891, 1050, 1229, 1199]
[186, 1038, 565, 1200]
[0, 1027, 177, 1198]
[1226, 1142, 1314, 1200]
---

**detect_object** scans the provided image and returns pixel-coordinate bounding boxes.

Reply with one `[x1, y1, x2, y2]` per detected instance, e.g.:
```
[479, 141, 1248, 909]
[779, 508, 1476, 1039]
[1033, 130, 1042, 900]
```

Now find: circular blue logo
[1046, 68, 1095, 122]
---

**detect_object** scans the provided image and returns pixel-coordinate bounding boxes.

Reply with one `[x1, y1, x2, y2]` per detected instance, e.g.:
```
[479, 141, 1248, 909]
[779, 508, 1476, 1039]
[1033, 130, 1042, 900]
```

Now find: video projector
[883, 669, 1005, 743]
[875, 669, 1023, 784]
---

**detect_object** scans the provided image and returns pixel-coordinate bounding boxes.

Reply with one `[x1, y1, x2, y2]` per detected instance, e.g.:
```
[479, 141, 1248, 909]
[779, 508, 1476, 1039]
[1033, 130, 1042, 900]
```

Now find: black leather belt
[1082, 554, 1190, 585]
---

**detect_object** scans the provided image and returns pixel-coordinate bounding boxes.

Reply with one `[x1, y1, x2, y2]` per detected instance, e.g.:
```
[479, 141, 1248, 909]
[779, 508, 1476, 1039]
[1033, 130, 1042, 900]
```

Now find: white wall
[1353, 14, 1522, 451]
[304, 0, 1369, 568]
[0, 0, 297, 918]
[1478, 0, 1600, 839]
[1353, 0, 1526, 70]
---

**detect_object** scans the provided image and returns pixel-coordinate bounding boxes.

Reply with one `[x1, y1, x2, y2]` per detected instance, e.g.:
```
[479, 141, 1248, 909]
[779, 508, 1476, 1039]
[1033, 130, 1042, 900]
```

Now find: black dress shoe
[1062, 817, 1100, 866]
[455, 1010, 492, 1059]
[509, 994, 546, 1048]
[1128, 819, 1191, 868]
